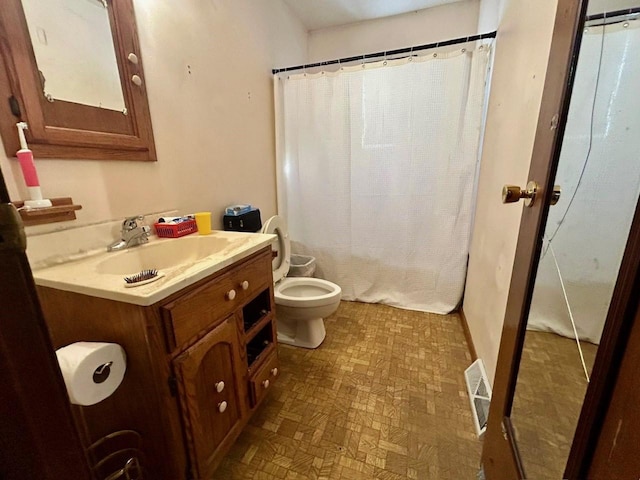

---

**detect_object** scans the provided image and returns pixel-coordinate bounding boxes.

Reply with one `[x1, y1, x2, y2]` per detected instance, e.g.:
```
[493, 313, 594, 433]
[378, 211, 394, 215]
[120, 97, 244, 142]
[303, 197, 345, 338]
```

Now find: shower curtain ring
[462, 36, 470, 53]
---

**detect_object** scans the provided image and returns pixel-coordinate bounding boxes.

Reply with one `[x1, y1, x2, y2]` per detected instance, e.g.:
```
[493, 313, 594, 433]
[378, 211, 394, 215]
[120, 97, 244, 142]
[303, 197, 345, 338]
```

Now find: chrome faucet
[108, 215, 151, 252]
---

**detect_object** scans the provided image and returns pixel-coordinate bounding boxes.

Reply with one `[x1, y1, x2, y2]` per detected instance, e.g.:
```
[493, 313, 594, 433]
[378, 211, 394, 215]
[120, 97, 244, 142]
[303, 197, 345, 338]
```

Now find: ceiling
[282, 0, 465, 31]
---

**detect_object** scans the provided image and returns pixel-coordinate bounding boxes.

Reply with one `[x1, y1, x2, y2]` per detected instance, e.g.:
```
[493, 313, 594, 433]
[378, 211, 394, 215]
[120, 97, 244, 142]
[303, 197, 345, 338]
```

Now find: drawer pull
[241, 280, 250, 290]
[262, 379, 270, 389]
[271, 368, 278, 377]
[226, 289, 236, 301]
[218, 401, 228, 413]
[215, 381, 225, 393]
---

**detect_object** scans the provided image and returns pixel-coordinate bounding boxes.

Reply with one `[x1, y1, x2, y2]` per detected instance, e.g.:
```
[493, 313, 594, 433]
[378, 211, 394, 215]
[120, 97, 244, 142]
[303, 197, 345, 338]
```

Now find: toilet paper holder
[56, 342, 126, 406]
[93, 361, 113, 384]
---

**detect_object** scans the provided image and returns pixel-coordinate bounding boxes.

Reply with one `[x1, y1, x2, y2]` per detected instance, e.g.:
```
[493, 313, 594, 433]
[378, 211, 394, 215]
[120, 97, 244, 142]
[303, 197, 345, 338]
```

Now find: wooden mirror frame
[0, 0, 156, 161]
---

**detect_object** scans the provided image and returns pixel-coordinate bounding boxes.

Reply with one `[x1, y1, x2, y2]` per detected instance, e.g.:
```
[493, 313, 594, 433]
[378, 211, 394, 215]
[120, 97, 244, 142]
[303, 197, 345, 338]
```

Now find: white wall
[587, 0, 639, 14]
[476, 0, 506, 32]
[463, 0, 559, 385]
[0, 0, 307, 237]
[306, 0, 480, 63]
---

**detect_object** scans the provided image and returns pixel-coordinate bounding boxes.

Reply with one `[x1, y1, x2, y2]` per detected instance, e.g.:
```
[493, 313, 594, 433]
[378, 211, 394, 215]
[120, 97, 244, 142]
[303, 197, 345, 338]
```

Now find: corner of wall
[463, 0, 560, 385]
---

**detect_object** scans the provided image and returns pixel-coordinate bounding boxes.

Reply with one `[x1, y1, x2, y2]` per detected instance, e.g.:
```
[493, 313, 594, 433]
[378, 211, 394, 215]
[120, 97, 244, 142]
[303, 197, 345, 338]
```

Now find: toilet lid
[262, 215, 290, 283]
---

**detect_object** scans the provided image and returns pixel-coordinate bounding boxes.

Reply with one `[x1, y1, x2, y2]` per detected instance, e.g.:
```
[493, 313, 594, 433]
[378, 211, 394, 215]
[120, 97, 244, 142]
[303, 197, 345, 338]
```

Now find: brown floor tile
[512, 330, 598, 480]
[217, 301, 481, 479]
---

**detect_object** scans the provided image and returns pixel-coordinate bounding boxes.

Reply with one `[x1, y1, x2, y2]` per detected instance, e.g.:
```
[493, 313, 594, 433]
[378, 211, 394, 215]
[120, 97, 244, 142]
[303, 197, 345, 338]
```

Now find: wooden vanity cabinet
[37, 246, 279, 479]
[173, 315, 246, 480]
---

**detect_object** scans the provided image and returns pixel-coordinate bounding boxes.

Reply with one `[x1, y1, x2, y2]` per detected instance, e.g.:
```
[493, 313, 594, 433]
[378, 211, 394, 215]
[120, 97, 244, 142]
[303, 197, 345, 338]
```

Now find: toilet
[262, 216, 341, 348]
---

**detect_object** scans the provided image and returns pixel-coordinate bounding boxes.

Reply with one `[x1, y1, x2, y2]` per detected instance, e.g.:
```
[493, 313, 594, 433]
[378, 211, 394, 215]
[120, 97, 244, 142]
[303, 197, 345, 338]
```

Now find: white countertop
[32, 230, 275, 306]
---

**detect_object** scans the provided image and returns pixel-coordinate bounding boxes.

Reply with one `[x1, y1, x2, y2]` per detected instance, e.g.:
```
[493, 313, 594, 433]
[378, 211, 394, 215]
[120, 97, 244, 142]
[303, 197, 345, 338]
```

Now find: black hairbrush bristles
[124, 269, 158, 284]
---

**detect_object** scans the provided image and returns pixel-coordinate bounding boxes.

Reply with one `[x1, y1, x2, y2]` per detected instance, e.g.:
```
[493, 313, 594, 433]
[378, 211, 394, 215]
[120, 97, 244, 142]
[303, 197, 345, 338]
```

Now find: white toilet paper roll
[55, 342, 127, 406]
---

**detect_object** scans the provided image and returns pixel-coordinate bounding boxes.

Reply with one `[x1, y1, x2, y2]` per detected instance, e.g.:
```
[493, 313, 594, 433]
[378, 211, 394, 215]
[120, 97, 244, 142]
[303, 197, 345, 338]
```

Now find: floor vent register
[464, 359, 492, 437]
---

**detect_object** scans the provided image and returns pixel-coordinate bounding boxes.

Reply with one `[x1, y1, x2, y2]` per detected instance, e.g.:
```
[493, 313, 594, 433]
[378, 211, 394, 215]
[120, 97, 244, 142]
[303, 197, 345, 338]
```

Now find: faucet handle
[123, 215, 145, 230]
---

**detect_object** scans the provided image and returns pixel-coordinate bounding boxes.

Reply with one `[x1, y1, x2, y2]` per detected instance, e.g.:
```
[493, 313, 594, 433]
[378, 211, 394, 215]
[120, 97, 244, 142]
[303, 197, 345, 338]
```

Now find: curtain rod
[272, 31, 497, 75]
[586, 6, 640, 22]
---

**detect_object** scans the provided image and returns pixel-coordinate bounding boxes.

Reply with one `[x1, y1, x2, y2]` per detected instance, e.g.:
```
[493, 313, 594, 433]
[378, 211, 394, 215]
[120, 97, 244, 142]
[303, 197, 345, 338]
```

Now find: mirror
[21, 0, 126, 112]
[511, 7, 640, 478]
[0, 0, 156, 161]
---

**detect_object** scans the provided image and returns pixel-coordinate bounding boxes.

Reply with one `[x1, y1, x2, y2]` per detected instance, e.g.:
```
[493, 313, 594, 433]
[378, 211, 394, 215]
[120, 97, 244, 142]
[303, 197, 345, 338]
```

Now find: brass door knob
[502, 181, 539, 207]
[502, 185, 523, 203]
[502, 182, 561, 207]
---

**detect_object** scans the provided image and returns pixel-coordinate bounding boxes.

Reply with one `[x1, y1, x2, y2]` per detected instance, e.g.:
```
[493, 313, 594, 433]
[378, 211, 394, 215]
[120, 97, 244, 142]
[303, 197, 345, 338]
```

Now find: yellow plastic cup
[194, 212, 212, 235]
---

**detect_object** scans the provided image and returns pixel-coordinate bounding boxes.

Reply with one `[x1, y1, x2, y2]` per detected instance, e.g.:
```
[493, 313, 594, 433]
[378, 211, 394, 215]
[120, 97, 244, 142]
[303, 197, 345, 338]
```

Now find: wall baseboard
[459, 307, 478, 361]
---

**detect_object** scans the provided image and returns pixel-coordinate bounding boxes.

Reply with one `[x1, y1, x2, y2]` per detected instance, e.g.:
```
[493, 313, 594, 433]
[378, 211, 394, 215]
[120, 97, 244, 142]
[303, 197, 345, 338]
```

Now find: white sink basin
[96, 235, 233, 275]
[32, 231, 275, 306]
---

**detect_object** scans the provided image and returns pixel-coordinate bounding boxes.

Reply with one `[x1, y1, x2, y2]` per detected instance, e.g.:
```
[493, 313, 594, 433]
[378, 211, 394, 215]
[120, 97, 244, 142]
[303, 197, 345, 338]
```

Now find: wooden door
[482, 1, 640, 479]
[481, 0, 588, 477]
[0, 172, 92, 478]
[586, 298, 640, 478]
[173, 315, 246, 479]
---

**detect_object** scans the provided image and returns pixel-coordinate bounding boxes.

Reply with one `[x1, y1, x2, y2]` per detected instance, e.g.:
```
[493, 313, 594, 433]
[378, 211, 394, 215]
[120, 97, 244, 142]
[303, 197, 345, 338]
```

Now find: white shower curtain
[275, 46, 490, 313]
[528, 21, 640, 343]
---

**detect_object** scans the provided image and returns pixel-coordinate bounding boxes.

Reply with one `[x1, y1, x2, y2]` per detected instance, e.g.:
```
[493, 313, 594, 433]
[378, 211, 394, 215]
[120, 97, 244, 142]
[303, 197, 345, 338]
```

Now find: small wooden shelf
[12, 197, 82, 226]
[244, 313, 273, 344]
[247, 341, 276, 374]
[242, 289, 272, 333]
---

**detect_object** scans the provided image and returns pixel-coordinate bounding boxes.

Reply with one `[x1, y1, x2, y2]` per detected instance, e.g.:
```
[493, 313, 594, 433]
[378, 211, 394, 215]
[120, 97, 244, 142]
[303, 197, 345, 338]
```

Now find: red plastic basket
[154, 219, 197, 238]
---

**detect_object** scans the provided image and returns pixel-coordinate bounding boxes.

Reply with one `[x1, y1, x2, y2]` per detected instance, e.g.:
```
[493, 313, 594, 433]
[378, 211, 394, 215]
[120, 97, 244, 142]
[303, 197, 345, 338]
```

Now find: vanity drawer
[161, 250, 272, 351]
[231, 251, 272, 304]
[249, 351, 280, 408]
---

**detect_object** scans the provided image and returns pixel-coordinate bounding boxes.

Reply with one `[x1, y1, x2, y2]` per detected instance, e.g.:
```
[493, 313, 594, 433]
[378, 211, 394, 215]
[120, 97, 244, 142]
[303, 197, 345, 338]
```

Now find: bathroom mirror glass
[20, 0, 126, 111]
[510, 6, 640, 478]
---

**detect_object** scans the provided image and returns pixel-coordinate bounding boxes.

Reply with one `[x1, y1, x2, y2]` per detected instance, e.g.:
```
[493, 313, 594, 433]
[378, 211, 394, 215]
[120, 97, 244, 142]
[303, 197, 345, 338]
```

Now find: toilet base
[276, 316, 326, 349]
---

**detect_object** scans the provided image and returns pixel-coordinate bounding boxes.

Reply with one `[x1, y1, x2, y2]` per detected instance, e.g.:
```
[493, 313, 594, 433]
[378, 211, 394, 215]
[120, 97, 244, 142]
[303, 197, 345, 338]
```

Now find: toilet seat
[262, 215, 342, 307]
[275, 277, 342, 308]
[262, 215, 291, 283]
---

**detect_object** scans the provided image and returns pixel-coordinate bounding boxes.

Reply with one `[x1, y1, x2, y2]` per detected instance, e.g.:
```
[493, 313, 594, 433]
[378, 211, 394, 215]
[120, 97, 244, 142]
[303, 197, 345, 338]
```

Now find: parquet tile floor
[216, 301, 481, 479]
[512, 330, 598, 479]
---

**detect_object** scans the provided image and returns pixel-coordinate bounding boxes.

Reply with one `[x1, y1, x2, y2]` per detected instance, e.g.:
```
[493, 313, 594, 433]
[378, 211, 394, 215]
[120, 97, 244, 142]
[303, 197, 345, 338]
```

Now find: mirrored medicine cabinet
[0, 0, 156, 161]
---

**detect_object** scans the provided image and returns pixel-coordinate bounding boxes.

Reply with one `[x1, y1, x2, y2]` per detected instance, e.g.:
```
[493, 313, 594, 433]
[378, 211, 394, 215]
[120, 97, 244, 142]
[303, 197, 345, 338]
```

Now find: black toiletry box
[223, 209, 262, 232]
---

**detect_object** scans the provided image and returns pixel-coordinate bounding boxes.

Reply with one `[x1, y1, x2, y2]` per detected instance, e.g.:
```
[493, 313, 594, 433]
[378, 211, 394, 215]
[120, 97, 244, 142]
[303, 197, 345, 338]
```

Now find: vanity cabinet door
[173, 315, 245, 479]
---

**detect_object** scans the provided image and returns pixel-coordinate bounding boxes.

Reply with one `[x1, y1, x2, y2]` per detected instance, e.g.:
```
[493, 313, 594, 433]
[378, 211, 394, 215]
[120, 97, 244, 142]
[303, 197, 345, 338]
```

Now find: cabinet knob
[262, 379, 270, 389]
[215, 381, 225, 393]
[226, 289, 236, 301]
[271, 368, 278, 377]
[218, 401, 228, 413]
[131, 74, 143, 86]
[241, 280, 249, 290]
